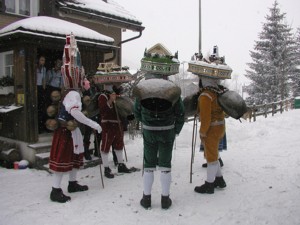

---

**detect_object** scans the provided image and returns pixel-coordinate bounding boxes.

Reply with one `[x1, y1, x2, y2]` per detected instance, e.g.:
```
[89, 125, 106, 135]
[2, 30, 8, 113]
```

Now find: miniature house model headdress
[133, 43, 181, 112]
[140, 43, 180, 76]
[93, 62, 133, 85]
[61, 33, 85, 89]
[188, 46, 232, 79]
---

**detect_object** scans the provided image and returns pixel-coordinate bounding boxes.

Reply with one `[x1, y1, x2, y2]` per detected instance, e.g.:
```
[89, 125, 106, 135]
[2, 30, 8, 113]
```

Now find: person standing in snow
[98, 83, 132, 178]
[133, 44, 185, 209]
[191, 46, 231, 194]
[49, 34, 102, 203]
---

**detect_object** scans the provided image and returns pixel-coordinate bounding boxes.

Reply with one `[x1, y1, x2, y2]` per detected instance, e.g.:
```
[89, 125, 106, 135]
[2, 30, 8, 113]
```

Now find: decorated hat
[140, 43, 179, 76]
[61, 33, 85, 89]
[188, 46, 232, 79]
[93, 62, 133, 84]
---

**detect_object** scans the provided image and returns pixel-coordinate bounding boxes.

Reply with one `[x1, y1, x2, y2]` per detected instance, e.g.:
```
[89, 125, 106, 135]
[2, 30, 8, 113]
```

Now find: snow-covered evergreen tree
[245, 0, 297, 105]
[290, 28, 300, 97]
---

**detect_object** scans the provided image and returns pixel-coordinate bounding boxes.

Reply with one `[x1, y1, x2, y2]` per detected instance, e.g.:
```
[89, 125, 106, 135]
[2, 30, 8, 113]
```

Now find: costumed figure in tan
[188, 46, 232, 194]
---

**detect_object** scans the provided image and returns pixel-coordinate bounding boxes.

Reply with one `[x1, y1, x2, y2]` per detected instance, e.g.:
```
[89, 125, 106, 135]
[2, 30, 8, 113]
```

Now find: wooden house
[0, 0, 144, 164]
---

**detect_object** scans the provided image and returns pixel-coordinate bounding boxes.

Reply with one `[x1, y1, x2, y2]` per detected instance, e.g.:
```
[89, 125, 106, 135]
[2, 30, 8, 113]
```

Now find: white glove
[92, 122, 102, 134]
[70, 108, 102, 133]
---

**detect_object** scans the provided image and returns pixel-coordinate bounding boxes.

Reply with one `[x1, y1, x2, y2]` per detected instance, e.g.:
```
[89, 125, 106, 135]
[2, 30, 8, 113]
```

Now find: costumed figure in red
[49, 34, 102, 203]
[93, 62, 135, 178]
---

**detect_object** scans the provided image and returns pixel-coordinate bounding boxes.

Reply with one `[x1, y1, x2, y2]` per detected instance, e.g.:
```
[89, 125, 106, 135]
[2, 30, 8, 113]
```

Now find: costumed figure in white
[49, 34, 102, 203]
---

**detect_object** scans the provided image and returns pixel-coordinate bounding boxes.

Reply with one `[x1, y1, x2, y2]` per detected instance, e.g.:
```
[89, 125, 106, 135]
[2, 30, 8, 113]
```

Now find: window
[5, 0, 39, 16]
[0, 51, 14, 78]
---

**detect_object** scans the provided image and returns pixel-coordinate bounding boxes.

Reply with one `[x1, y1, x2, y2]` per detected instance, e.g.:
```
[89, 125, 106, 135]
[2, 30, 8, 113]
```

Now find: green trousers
[143, 129, 175, 170]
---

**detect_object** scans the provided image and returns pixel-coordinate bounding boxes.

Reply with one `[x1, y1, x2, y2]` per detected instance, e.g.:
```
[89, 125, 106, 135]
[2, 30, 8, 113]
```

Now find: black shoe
[161, 195, 172, 209]
[214, 176, 226, 188]
[94, 150, 99, 157]
[140, 194, 151, 209]
[219, 158, 224, 167]
[202, 163, 207, 168]
[104, 167, 114, 178]
[50, 187, 71, 203]
[118, 163, 131, 173]
[68, 181, 88, 193]
[194, 181, 214, 194]
[84, 151, 92, 160]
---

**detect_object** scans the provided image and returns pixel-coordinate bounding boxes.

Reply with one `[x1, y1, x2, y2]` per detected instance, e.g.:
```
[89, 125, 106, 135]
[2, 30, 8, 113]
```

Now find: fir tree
[245, 0, 297, 105]
[290, 28, 300, 97]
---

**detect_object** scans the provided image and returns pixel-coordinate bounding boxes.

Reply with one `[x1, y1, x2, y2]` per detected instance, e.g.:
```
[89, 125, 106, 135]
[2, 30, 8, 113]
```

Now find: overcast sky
[120, 0, 300, 82]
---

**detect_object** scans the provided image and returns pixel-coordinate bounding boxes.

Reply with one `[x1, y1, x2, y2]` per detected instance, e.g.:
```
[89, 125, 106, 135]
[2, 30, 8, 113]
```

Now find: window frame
[0, 50, 14, 78]
[4, 0, 39, 17]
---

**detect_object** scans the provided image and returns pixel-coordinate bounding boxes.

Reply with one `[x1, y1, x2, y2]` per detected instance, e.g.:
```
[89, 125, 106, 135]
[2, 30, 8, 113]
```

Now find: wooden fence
[244, 98, 295, 122]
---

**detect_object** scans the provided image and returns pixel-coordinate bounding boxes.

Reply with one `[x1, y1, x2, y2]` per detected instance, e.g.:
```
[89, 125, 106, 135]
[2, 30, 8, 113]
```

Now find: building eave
[58, 6, 145, 32]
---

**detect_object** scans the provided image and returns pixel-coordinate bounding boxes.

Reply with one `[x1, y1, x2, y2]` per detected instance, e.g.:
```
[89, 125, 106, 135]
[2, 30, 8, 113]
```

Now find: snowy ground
[1, 109, 300, 225]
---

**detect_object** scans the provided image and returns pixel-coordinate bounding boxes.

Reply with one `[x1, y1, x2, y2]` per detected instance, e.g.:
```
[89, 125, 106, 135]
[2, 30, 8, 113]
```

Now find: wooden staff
[94, 130, 104, 188]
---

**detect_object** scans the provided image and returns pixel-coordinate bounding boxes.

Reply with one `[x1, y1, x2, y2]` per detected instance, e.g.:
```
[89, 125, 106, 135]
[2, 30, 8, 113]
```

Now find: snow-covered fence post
[264, 104, 268, 118]
[272, 103, 276, 116]
[253, 104, 257, 122]
[280, 101, 283, 114]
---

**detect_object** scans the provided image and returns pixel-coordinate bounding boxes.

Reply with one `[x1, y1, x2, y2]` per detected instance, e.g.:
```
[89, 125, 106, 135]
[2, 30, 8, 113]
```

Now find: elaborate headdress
[188, 46, 232, 79]
[61, 33, 85, 89]
[140, 43, 179, 76]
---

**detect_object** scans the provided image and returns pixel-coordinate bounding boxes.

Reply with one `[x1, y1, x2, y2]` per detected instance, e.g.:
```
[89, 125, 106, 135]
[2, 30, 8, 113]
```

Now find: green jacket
[134, 97, 185, 135]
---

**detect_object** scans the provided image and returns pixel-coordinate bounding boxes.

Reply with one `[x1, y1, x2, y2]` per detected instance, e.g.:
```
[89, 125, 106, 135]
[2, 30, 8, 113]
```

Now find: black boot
[118, 163, 131, 173]
[68, 181, 88, 193]
[214, 176, 226, 188]
[161, 195, 172, 209]
[84, 151, 92, 160]
[104, 167, 114, 178]
[50, 187, 71, 203]
[140, 194, 151, 209]
[194, 181, 214, 194]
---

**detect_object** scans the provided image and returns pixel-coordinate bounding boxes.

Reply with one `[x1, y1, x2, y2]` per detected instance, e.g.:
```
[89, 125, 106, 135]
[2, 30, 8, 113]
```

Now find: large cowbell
[218, 90, 247, 119]
[183, 91, 200, 118]
[82, 94, 134, 119]
[133, 79, 181, 112]
[115, 96, 134, 119]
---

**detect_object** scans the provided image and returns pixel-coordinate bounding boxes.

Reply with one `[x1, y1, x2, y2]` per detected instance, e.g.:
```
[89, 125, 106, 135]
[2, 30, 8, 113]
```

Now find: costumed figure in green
[133, 44, 185, 209]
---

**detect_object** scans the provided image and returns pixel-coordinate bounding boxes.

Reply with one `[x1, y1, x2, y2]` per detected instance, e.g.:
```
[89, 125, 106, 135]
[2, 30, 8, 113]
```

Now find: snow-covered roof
[0, 16, 115, 46]
[57, 0, 143, 30]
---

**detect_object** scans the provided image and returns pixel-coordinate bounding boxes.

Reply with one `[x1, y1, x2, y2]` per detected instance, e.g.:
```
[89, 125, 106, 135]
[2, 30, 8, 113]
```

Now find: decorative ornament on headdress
[188, 46, 232, 79]
[140, 43, 180, 76]
[61, 33, 85, 89]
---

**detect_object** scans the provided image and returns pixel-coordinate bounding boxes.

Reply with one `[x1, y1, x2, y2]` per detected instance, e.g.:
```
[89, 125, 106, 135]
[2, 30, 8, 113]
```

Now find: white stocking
[160, 171, 172, 196]
[52, 172, 64, 189]
[69, 169, 78, 182]
[100, 152, 109, 167]
[207, 161, 218, 183]
[143, 170, 154, 195]
[114, 149, 124, 163]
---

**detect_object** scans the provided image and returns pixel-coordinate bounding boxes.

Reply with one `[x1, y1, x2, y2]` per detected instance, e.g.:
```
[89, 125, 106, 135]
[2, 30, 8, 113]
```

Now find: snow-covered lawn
[1, 109, 300, 225]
